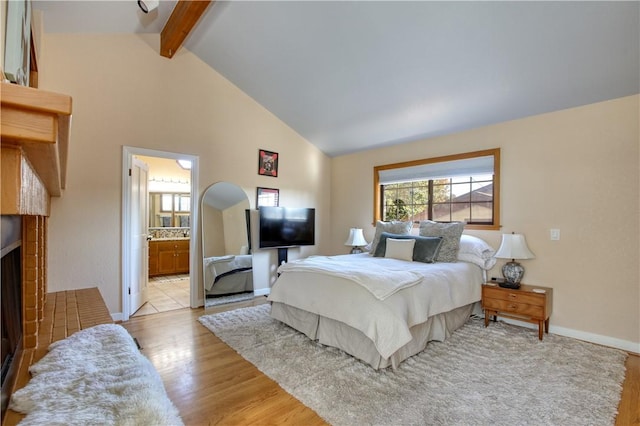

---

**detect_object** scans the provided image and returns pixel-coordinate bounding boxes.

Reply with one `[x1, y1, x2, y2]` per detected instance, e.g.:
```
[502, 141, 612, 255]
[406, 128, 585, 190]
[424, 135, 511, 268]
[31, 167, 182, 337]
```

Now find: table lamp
[345, 228, 368, 254]
[494, 232, 535, 289]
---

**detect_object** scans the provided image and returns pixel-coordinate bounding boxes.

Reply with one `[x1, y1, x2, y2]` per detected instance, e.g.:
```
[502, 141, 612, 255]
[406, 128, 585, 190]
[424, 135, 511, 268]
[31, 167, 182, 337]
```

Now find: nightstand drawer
[483, 287, 545, 306]
[482, 297, 544, 317]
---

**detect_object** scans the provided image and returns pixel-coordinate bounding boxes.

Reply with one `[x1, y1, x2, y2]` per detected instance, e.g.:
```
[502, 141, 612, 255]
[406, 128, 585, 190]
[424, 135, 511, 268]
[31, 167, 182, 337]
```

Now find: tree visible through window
[374, 149, 500, 230]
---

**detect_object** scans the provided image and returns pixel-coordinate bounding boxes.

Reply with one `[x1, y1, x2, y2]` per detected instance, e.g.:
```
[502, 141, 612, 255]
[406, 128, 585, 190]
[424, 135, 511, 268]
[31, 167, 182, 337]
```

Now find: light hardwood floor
[121, 299, 640, 426]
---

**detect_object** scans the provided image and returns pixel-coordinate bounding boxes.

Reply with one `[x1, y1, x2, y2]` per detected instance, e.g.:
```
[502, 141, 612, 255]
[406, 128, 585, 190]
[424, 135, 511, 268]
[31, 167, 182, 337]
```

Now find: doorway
[121, 147, 199, 322]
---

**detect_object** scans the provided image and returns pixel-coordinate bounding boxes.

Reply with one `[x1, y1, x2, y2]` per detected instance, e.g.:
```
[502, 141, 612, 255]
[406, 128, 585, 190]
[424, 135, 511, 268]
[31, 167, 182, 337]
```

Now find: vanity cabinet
[149, 240, 189, 276]
[148, 242, 159, 276]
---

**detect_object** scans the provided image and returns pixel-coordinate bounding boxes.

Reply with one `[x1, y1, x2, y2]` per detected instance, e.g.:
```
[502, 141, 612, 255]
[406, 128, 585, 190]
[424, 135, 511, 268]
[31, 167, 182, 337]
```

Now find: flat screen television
[258, 207, 315, 249]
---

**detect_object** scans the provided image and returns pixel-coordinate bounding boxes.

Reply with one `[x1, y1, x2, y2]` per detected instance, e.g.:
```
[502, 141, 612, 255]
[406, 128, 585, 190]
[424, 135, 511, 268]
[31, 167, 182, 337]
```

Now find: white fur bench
[9, 324, 183, 425]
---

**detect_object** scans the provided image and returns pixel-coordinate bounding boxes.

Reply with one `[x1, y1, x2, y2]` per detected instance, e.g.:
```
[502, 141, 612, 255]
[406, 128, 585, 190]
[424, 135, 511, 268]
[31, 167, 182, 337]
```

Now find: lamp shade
[344, 228, 368, 247]
[494, 233, 535, 260]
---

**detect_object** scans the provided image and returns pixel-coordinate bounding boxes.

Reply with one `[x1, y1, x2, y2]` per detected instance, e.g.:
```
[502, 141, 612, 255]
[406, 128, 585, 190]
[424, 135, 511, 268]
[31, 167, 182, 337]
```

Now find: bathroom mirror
[201, 182, 253, 305]
[149, 192, 191, 227]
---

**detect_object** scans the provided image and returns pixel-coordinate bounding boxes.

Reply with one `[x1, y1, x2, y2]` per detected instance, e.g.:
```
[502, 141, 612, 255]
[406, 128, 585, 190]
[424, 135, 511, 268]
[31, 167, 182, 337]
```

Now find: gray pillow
[418, 221, 465, 262]
[369, 221, 413, 254]
[374, 232, 444, 263]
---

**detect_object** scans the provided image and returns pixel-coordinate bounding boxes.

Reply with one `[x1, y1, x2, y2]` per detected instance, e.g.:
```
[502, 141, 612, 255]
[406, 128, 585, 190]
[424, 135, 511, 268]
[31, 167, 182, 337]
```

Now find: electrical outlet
[550, 229, 561, 241]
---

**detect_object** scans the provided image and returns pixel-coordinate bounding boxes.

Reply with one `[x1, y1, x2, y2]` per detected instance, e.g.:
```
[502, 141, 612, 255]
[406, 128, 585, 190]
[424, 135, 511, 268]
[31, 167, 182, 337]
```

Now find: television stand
[278, 248, 288, 265]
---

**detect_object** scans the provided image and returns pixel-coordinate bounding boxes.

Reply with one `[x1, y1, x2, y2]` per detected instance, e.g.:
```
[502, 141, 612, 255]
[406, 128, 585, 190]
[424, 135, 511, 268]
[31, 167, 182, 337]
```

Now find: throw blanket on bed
[278, 256, 423, 300]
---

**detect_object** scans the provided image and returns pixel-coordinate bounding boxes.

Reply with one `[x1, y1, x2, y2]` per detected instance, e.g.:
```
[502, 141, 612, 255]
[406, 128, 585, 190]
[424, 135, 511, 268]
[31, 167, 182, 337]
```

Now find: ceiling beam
[160, 0, 213, 59]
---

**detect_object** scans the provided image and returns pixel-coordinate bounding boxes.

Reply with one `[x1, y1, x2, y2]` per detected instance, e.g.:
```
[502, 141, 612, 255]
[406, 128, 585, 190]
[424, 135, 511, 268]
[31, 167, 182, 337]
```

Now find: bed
[267, 225, 496, 369]
[204, 255, 253, 296]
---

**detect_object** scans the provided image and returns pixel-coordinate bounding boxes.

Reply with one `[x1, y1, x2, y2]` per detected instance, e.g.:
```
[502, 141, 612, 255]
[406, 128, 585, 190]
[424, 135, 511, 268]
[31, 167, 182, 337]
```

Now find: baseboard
[550, 324, 640, 355]
[494, 316, 640, 355]
[254, 288, 270, 297]
[111, 312, 123, 322]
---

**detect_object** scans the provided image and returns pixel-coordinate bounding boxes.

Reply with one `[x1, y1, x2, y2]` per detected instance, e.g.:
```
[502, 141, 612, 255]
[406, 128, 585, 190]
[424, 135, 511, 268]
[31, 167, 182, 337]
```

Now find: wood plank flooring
[122, 298, 640, 426]
[122, 297, 325, 425]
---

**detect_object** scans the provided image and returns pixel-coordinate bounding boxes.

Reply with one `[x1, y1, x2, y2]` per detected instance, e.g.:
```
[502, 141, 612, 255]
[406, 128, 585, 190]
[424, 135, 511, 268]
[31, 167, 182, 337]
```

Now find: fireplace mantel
[1, 82, 72, 215]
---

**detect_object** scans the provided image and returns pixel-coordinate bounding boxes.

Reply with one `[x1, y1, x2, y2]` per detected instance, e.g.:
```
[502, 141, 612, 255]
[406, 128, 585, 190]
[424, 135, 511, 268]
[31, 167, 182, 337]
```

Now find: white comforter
[268, 254, 483, 359]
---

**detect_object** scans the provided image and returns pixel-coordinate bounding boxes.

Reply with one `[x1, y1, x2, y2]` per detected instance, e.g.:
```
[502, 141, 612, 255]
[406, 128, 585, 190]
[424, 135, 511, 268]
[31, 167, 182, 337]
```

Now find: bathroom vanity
[149, 238, 190, 276]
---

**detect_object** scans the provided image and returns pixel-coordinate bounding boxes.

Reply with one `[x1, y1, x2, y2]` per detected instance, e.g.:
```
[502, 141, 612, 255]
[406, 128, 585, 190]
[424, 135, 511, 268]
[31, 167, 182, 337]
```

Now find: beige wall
[38, 34, 331, 315]
[202, 200, 250, 258]
[332, 95, 640, 349]
[137, 155, 191, 184]
[35, 31, 638, 350]
[201, 203, 224, 258]
[222, 201, 250, 255]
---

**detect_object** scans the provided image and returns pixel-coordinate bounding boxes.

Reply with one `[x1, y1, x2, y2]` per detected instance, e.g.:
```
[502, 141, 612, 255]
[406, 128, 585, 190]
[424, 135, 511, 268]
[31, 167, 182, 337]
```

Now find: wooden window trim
[373, 148, 501, 230]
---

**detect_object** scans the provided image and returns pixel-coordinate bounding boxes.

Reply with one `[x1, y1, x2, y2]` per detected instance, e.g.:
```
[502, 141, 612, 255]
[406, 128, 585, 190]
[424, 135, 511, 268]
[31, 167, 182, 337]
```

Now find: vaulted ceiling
[32, 1, 639, 157]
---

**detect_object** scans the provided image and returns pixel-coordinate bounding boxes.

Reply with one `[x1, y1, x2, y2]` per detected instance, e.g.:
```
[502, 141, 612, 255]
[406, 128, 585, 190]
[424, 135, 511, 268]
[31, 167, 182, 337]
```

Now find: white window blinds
[378, 155, 494, 185]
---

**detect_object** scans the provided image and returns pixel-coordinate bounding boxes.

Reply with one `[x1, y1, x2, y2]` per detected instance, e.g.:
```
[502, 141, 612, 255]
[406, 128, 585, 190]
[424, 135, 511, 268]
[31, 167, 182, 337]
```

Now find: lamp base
[502, 260, 524, 286]
[498, 281, 521, 289]
[350, 247, 363, 254]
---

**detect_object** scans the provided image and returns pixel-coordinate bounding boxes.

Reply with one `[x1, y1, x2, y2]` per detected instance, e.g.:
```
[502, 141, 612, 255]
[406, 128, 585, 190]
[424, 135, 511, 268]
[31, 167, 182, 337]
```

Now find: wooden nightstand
[481, 283, 553, 340]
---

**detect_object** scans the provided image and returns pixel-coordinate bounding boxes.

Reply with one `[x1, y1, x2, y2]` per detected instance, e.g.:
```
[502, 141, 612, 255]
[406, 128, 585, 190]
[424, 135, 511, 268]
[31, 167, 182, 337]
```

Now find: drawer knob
[509, 293, 517, 298]
[508, 304, 517, 309]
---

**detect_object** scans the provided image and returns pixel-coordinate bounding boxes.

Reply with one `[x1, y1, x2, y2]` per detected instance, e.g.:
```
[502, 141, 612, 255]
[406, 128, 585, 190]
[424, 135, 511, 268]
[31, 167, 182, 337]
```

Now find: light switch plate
[550, 229, 561, 241]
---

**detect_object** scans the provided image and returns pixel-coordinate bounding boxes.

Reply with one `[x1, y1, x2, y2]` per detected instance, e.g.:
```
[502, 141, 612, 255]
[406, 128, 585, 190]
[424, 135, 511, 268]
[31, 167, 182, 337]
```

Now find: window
[174, 194, 190, 212]
[373, 148, 500, 230]
[161, 194, 173, 212]
[150, 192, 191, 227]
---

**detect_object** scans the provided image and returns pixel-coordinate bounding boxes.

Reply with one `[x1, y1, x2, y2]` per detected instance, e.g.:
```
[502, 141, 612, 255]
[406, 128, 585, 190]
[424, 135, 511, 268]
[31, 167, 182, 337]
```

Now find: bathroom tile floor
[132, 274, 190, 317]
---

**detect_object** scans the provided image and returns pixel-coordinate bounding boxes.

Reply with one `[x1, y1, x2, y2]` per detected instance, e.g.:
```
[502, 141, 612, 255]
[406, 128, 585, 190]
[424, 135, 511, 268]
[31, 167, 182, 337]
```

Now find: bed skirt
[270, 301, 476, 369]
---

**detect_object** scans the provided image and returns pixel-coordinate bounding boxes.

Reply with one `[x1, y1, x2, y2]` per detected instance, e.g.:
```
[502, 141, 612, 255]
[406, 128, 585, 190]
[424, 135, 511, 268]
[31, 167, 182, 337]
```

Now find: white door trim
[121, 146, 199, 322]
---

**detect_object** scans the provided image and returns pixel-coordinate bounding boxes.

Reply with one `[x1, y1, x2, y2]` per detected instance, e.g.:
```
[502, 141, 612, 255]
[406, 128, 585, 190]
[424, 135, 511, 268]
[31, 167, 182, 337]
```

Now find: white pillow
[368, 220, 413, 254]
[457, 234, 497, 270]
[384, 238, 415, 261]
[459, 234, 494, 256]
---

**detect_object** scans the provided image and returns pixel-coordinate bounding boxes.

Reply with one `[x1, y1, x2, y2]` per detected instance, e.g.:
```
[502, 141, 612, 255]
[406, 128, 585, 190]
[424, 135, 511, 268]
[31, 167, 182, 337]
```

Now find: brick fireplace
[1, 219, 22, 413]
[1, 82, 72, 420]
[0, 214, 48, 416]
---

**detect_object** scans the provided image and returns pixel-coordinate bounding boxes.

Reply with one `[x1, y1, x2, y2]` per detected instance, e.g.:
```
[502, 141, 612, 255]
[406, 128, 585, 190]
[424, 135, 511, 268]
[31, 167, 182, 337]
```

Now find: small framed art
[257, 187, 279, 208]
[258, 149, 278, 177]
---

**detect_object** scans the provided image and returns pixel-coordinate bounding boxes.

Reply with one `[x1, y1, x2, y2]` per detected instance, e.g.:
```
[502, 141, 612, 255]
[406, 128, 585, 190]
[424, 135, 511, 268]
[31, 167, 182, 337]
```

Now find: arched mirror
[201, 182, 253, 306]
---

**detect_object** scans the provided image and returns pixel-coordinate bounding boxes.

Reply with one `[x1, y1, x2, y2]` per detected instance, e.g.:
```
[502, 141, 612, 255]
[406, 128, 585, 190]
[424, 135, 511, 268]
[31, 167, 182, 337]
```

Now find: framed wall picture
[258, 149, 278, 177]
[4, 0, 31, 86]
[257, 187, 279, 208]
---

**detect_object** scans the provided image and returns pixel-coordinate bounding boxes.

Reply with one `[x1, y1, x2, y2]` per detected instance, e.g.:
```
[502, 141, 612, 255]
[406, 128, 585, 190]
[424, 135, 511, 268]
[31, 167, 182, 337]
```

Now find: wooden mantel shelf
[1, 82, 72, 198]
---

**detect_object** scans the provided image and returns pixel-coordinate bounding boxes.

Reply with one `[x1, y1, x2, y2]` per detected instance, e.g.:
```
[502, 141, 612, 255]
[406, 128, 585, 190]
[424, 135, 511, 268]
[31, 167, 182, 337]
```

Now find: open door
[130, 158, 149, 315]
[122, 146, 199, 321]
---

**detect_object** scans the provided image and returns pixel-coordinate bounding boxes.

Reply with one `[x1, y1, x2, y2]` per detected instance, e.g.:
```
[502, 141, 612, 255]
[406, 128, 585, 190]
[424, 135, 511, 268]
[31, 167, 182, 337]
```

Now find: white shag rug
[200, 304, 628, 426]
[9, 324, 183, 426]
